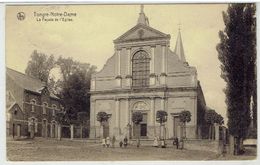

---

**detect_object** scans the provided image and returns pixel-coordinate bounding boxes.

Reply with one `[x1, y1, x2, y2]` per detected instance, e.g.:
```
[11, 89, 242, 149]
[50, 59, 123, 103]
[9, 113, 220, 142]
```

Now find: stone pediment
[114, 24, 170, 44]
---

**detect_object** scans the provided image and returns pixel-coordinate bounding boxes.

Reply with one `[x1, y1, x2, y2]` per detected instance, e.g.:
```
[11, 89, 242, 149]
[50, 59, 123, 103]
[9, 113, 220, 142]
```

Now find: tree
[132, 111, 143, 140]
[205, 109, 224, 139]
[215, 114, 224, 125]
[25, 50, 55, 83]
[216, 4, 256, 155]
[96, 111, 109, 138]
[56, 57, 96, 122]
[179, 110, 191, 139]
[156, 110, 168, 140]
[59, 70, 90, 120]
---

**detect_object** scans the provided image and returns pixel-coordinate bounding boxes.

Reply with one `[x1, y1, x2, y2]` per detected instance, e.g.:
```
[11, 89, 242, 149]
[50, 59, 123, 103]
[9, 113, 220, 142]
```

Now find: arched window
[52, 104, 57, 116]
[30, 99, 36, 112]
[132, 50, 150, 88]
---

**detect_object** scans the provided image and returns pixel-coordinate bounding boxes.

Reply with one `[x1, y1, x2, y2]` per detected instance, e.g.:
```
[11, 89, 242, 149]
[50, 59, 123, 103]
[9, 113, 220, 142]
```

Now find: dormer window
[43, 102, 48, 115]
[31, 99, 36, 112]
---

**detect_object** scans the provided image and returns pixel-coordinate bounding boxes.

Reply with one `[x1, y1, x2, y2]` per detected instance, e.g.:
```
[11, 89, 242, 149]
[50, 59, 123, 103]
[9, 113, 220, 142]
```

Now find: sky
[6, 4, 228, 122]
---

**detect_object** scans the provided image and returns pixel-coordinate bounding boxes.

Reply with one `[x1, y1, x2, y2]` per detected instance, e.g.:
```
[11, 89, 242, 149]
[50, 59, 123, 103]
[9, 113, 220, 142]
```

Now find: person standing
[106, 136, 110, 148]
[123, 137, 128, 148]
[153, 136, 159, 147]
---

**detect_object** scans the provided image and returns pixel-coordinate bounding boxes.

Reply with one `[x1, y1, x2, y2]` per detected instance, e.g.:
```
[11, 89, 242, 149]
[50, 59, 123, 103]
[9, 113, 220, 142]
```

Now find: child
[102, 138, 106, 148]
[153, 137, 159, 147]
[106, 137, 110, 148]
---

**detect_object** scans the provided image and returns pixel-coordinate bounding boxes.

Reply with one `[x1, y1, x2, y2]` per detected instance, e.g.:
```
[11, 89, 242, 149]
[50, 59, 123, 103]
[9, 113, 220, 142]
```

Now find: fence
[59, 124, 89, 139]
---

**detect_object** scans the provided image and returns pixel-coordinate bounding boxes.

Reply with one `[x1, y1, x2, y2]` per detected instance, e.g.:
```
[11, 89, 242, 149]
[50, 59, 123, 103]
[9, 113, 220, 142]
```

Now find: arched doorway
[28, 117, 38, 138]
[51, 120, 57, 138]
[132, 101, 149, 138]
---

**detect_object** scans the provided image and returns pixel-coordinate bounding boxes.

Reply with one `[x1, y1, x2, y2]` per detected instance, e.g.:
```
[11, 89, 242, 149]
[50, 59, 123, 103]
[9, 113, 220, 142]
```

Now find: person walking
[173, 137, 179, 149]
[123, 137, 128, 148]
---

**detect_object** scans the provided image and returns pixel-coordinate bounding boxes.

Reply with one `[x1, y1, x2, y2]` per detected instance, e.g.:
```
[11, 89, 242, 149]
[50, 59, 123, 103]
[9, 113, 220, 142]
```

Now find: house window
[43, 102, 47, 115]
[52, 105, 57, 116]
[31, 100, 36, 112]
[132, 50, 150, 88]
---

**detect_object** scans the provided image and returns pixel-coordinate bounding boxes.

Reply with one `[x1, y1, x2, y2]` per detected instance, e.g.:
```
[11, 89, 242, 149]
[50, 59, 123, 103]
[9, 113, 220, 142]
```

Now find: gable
[6, 90, 16, 109]
[39, 86, 50, 96]
[114, 24, 170, 43]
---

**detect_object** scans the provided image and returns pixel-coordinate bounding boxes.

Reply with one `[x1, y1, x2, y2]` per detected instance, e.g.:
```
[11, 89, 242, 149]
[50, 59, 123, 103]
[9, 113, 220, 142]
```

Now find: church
[89, 6, 207, 140]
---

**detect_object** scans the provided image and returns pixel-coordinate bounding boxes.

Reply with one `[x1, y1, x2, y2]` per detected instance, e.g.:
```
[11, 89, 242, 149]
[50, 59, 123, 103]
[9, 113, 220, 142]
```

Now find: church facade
[90, 6, 207, 140]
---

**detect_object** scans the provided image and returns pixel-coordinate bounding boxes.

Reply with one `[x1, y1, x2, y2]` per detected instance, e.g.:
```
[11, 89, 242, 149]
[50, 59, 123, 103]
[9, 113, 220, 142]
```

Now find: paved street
[6, 138, 256, 161]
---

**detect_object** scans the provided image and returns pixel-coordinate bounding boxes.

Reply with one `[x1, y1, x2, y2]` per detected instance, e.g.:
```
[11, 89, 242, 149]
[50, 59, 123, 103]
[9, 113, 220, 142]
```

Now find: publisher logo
[17, 12, 25, 21]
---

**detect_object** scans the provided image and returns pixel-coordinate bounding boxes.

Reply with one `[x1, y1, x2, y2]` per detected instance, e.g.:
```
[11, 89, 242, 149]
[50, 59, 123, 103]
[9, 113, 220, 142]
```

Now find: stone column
[150, 46, 155, 73]
[165, 45, 169, 73]
[160, 46, 167, 85]
[161, 45, 165, 73]
[117, 49, 121, 75]
[70, 124, 74, 140]
[114, 99, 120, 136]
[126, 99, 130, 139]
[116, 49, 122, 88]
[150, 98, 155, 125]
[127, 48, 131, 75]
[150, 97, 155, 137]
[149, 46, 156, 86]
[126, 99, 130, 124]
[126, 48, 132, 88]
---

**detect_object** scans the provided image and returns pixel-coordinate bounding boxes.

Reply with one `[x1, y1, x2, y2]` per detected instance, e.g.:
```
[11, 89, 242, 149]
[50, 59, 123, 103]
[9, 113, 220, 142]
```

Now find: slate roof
[6, 68, 59, 99]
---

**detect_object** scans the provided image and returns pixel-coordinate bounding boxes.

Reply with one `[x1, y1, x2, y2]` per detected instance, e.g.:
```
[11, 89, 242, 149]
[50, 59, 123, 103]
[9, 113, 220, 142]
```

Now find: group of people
[102, 136, 184, 149]
[152, 137, 166, 148]
[102, 136, 128, 148]
[152, 136, 184, 149]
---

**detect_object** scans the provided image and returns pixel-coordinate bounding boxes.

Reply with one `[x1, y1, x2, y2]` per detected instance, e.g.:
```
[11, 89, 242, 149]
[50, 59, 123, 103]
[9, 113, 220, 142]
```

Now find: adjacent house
[6, 68, 62, 138]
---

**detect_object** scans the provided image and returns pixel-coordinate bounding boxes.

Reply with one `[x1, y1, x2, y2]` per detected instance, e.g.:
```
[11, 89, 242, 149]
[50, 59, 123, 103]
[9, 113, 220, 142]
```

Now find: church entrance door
[133, 113, 147, 138]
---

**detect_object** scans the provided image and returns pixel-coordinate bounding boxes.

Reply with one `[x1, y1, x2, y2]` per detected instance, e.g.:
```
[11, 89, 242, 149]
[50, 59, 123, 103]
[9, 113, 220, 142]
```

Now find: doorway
[42, 120, 47, 137]
[17, 124, 21, 137]
[173, 115, 181, 138]
[133, 113, 147, 138]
